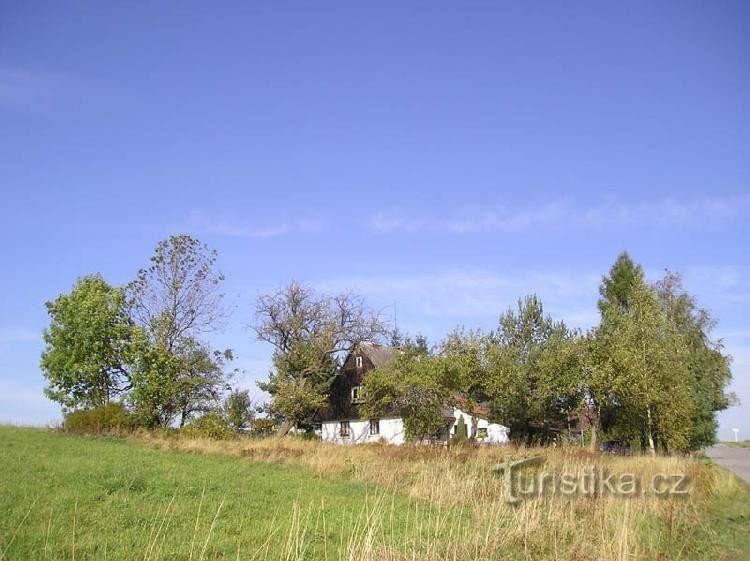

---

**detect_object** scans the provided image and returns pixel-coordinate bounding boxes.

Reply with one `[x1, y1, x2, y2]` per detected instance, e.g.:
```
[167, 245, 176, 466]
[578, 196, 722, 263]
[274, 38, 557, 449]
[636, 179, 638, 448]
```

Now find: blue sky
[1, 2, 748, 439]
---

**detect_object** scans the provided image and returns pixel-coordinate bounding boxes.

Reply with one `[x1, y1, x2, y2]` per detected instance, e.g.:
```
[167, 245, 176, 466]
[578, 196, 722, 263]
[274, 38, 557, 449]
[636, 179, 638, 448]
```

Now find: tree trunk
[588, 405, 600, 452]
[589, 421, 598, 452]
[277, 420, 293, 437]
[646, 406, 656, 456]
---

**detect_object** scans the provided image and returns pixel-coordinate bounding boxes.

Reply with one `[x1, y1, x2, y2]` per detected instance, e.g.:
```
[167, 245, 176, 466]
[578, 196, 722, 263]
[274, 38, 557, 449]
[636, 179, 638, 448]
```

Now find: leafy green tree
[174, 342, 233, 427]
[129, 336, 232, 428]
[127, 338, 180, 427]
[41, 275, 136, 410]
[361, 350, 462, 441]
[578, 328, 619, 451]
[269, 379, 327, 431]
[440, 328, 489, 400]
[598, 251, 645, 314]
[655, 271, 733, 449]
[585, 252, 648, 449]
[590, 254, 728, 453]
[223, 389, 255, 431]
[483, 295, 579, 443]
[601, 278, 693, 454]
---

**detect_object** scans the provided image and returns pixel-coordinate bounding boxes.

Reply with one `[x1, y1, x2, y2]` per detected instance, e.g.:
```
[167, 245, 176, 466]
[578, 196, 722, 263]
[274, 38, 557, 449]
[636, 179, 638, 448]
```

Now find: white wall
[321, 417, 406, 445]
[321, 410, 509, 446]
[449, 408, 509, 445]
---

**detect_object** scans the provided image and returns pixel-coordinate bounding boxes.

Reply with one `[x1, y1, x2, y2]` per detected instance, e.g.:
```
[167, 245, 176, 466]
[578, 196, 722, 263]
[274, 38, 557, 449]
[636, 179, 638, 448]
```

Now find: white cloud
[190, 212, 326, 239]
[313, 269, 601, 337]
[368, 194, 750, 235]
[681, 266, 750, 306]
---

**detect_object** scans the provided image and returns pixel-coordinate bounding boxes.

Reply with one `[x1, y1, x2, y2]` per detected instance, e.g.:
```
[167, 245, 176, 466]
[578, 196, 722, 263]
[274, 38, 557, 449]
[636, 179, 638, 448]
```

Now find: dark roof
[357, 342, 396, 367]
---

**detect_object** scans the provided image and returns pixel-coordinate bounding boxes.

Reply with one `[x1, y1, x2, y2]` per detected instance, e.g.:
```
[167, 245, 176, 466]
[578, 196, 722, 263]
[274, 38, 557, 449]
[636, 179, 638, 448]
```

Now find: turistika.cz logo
[494, 457, 690, 504]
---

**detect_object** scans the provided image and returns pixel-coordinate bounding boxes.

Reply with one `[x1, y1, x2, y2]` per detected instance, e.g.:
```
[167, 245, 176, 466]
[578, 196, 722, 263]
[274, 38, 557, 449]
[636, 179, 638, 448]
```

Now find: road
[706, 445, 750, 485]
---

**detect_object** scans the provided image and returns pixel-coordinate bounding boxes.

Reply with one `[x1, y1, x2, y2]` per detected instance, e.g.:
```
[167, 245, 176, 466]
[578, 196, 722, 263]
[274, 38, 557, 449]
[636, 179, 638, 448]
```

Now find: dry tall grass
[133, 433, 745, 561]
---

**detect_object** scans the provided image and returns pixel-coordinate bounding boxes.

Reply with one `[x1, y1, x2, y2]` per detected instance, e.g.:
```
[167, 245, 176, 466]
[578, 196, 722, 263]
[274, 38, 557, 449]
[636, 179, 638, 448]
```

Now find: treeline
[41, 236, 734, 452]
[360, 254, 734, 453]
[253, 252, 734, 453]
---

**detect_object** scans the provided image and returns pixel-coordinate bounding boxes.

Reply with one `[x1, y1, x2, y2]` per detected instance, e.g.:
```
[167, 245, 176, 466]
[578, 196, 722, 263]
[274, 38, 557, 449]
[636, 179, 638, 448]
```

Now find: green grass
[720, 440, 750, 448]
[697, 488, 750, 560]
[0, 427, 425, 560]
[2, 426, 750, 561]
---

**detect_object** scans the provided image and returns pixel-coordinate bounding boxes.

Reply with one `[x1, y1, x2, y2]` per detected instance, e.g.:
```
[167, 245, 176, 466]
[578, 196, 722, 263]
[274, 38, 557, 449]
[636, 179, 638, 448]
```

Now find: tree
[41, 275, 135, 410]
[590, 254, 726, 453]
[598, 251, 645, 315]
[173, 342, 233, 427]
[360, 350, 463, 441]
[129, 335, 233, 428]
[224, 389, 255, 431]
[127, 235, 232, 427]
[655, 271, 733, 449]
[601, 278, 693, 454]
[585, 252, 648, 450]
[483, 295, 579, 443]
[440, 327, 491, 405]
[269, 379, 327, 431]
[579, 329, 618, 451]
[128, 235, 227, 351]
[254, 282, 388, 430]
[391, 328, 431, 355]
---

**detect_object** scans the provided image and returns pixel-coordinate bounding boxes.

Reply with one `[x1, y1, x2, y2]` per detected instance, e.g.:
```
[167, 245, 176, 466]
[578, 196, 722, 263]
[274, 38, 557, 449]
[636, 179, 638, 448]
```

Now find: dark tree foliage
[484, 295, 579, 444]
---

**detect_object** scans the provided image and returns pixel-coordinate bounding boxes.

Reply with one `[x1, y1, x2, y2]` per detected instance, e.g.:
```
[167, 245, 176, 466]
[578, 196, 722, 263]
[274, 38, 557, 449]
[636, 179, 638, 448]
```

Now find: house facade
[314, 342, 509, 446]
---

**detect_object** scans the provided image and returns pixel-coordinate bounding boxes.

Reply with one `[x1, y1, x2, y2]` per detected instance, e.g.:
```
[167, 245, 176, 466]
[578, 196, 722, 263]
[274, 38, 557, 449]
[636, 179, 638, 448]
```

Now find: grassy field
[721, 440, 750, 448]
[1, 426, 749, 561]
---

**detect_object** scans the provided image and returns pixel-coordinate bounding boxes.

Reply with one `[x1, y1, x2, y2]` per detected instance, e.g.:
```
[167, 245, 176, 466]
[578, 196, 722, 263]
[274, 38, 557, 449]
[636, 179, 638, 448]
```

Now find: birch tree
[603, 279, 693, 454]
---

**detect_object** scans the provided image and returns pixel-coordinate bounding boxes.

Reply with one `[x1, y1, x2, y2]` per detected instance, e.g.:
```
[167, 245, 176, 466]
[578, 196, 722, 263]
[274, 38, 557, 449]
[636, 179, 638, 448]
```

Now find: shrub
[452, 416, 468, 443]
[181, 413, 235, 440]
[63, 402, 135, 434]
[250, 418, 277, 436]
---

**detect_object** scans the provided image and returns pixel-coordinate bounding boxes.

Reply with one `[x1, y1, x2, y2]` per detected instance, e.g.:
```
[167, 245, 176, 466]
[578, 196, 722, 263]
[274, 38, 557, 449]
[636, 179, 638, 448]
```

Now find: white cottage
[314, 343, 509, 446]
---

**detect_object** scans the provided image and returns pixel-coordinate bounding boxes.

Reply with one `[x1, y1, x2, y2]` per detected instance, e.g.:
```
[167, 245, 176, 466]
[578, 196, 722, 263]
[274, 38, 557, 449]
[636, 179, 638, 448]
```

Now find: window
[477, 427, 488, 439]
[355, 356, 363, 369]
[351, 386, 363, 403]
[369, 419, 380, 435]
[312, 423, 322, 434]
[339, 420, 351, 438]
